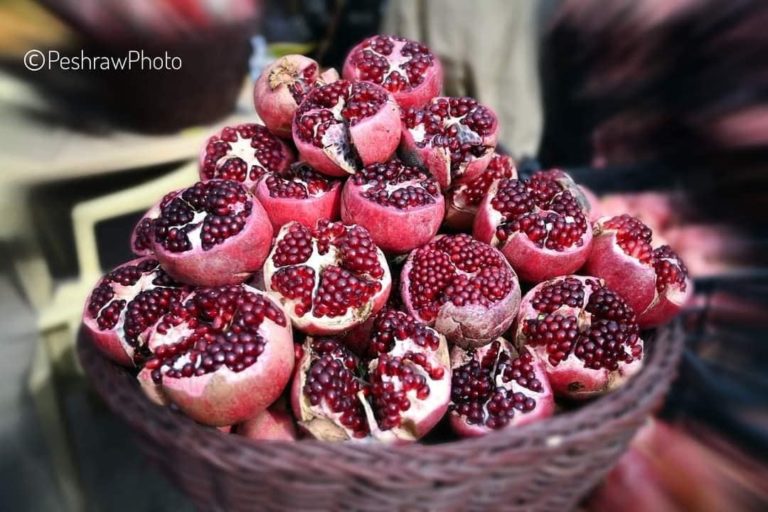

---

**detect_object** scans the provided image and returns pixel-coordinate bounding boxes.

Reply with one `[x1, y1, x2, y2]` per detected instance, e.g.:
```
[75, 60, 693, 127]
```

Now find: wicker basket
[77, 323, 684, 512]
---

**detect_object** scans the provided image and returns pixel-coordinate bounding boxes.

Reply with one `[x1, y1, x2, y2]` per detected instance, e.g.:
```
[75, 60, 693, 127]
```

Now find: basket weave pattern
[77, 324, 684, 512]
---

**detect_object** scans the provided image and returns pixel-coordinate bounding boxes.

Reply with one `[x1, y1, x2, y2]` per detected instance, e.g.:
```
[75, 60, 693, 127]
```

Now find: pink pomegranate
[199, 123, 294, 190]
[139, 284, 294, 426]
[238, 406, 297, 441]
[254, 162, 342, 231]
[449, 338, 554, 437]
[400, 234, 521, 348]
[400, 96, 499, 190]
[292, 80, 401, 176]
[83, 257, 188, 367]
[515, 276, 644, 399]
[263, 220, 391, 335]
[342, 34, 443, 109]
[253, 55, 339, 138]
[473, 173, 593, 283]
[340, 158, 445, 254]
[143, 180, 273, 286]
[444, 153, 517, 231]
[292, 309, 450, 443]
[585, 215, 692, 325]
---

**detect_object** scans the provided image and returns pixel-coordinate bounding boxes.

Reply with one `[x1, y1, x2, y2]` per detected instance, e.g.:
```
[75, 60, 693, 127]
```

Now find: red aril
[638, 245, 693, 327]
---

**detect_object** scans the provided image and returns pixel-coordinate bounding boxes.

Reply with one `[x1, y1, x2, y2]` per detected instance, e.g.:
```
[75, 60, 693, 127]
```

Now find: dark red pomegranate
[473, 172, 593, 282]
[199, 123, 295, 190]
[342, 35, 443, 109]
[514, 275, 644, 399]
[340, 158, 445, 254]
[444, 152, 517, 231]
[292, 80, 401, 176]
[253, 54, 339, 138]
[585, 215, 692, 325]
[449, 338, 554, 437]
[83, 257, 188, 367]
[263, 220, 391, 335]
[400, 96, 499, 190]
[138, 284, 294, 426]
[140, 180, 273, 286]
[292, 309, 450, 443]
[254, 162, 342, 231]
[400, 234, 521, 348]
[130, 190, 180, 257]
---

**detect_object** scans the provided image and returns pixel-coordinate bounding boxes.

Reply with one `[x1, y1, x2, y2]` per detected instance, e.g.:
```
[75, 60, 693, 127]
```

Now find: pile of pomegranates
[83, 34, 691, 444]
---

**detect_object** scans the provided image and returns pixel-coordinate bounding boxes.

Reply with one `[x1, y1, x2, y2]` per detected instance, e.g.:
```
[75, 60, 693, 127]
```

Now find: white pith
[217, 133, 264, 170]
[362, 39, 413, 85]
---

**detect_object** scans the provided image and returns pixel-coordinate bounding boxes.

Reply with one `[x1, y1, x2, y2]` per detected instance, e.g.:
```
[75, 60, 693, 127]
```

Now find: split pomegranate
[473, 173, 593, 282]
[585, 214, 692, 325]
[263, 220, 391, 335]
[142, 179, 273, 286]
[199, 123, 294, 190]
[253, 55, 339, 138]
[449, 338, 554, 437]
[400, 234, 521, 348]
[292, 309, 450, 443]
[292, 80, 401, 176]
[340, 158, 445, 254]
[254, 162, 342, 231]
[238, 405, 298, 441]
[514, 275, 644, 399]
[138, 284, 294, 426]
[130, 190, 180, 257]
[400, 96, 499, 190]
[342, 34, 443, 109]
[83, 257, 187, 367]
[444, 153, 517, 231]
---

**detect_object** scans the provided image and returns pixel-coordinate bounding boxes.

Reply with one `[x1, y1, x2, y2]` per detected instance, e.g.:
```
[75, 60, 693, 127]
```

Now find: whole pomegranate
[514, 275, 644, 399]
[400, 234, 521, 348]
[138, 180, 273, 286]
[449, 338, 554, 437]
[473, 173, 593, 283]
[585, 215, 692, 327]
[253, 55, 339, 138]
[199, 123, 294, 190]
[263, 220, 391, 335]
[238, 405, 298, 441]
[139, 284, 294, 426]
[254, 162, 342, 231]
[292, 80, 401, 176]
[340, 158, 445, 254]
[400, 96, 499, 190]
[444, 153, 517, 231]
[83, 257, 188, 366]
[342, 34, 443, 109]
[292, 309, 451, 443]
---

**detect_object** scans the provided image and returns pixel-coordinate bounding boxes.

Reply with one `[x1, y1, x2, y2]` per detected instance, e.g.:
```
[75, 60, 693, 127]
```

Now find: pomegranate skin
[253, 55, 338, 138]
[340, 162, 445, 254]
[151, 182, 274, 287]
[638, 273, 694, 328]
[254, 170, 342, 231]
[342, 35, 443, 110]
[238, 407, 297, 441]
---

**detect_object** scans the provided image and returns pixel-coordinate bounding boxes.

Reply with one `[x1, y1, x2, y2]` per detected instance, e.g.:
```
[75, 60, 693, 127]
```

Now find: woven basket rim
[77, 322, 684, 465]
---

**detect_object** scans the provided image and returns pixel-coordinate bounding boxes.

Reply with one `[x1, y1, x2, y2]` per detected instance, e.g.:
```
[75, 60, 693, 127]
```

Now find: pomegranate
[130, 190, 180, 257]
[473, 173, 593, 283]
[342, 35, 443, 109]
[292, 80, 401, 176]
[199, 123, 294, 190]
[238, 406, 298, 441]
[585, 215, 692, 325]
[340, 158, 445, 254]
[292, 309, 450, 443]
[400, 234, 521, 348]
[83, 257, 187, 367]
[444, 153, 517, 231]
[449, 339, 554, 437]
[146, 180, 273, 286]
[400, 96, 499, 190]
[515, 275, 644, 399]
[253, 54, 339, 138]
[263, 220, 391, 335]
[254, 162, 342, 231]
[139, 284, 294, 426]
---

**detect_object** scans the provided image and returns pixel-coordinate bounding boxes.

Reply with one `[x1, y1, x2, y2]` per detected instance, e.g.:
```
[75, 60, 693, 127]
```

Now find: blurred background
[0, 0, 765, 510]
